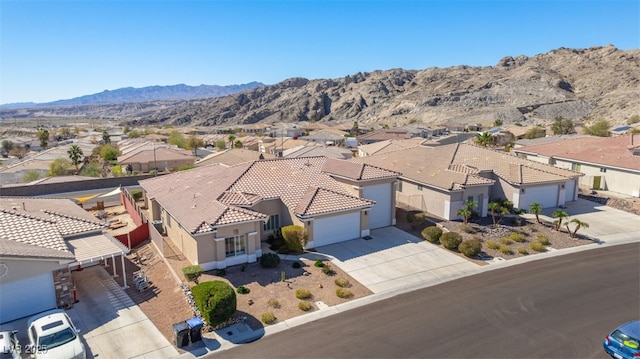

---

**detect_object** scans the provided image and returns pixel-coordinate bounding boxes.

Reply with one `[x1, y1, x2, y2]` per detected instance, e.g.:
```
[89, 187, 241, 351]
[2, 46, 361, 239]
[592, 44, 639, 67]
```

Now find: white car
[27, 309, 86, 359]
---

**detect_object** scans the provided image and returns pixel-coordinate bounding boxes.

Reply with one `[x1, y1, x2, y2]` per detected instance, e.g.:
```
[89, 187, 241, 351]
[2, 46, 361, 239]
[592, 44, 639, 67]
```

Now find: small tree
[234, 140, 243, 148]
[99, 143, 119, 161]
[552, 210, 570, 231]
[215, 140, 226, 151]
[565, 218, 589, 238]
[187, 136, 205, 156]
[457, 200, 476, 224]
[22, 169, 41, 183]
[582, 119, 611, 137]
[191, 281, 236, 326]
[475, 132, 493, 147]
[168, 130, 186, 148]
[102, 131, 111, 144]
[523, 126, 546, 139]
[67, 144, 84, 170]
[1, 140, 14, 155]
[228, 135, 236, 149]
[551, 116, 575, 135]
[80, 162, 101, 177]
[529, 202, 542, 224]
[37, 128, 49, 149]
[494, 119, 503, 127]
[281, 225, 308, 252]
[182, 265, 204, 284]
[487, 202, 501, 227]
[48, 158, 72, 177]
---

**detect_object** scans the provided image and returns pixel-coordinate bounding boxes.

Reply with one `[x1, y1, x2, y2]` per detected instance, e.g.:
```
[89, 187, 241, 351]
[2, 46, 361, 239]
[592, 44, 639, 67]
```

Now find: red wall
[115, 224, 149, 249]
[121, 192, 144, 227]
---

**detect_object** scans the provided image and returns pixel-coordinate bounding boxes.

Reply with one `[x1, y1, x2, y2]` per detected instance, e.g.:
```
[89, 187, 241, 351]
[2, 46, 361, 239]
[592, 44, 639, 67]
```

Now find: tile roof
[195, 148, 275, 167]
[357, 138, 424, 156]
[140, 157, 394, 233]
[515, 134, 640, 172]
[118, 147, 195, 164]
[283, 145, 353, 160]
[0, 210, 70, 254]
[355, 143, 579, 191]
[358, 129, 413, 142]
[322, 158, 401, 181]
[0, 238, 75, 260]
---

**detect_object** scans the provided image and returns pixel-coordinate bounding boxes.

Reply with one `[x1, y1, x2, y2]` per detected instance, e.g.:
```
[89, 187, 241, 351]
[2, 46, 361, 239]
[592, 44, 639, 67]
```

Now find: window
[600, 168, 607, 173]
[264, 214, 280, 231]
[225, 235, 245, 257]
[571, 163, 581, 172]
[397, 181, 403, 192]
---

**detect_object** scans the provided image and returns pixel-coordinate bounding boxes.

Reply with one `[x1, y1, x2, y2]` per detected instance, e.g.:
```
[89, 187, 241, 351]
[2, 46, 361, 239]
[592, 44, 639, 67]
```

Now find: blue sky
[1, 0, 638, 104]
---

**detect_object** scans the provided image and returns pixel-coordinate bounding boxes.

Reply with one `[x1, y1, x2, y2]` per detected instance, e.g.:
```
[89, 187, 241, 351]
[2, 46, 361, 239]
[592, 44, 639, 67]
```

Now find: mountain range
[2, 45, 638, 128]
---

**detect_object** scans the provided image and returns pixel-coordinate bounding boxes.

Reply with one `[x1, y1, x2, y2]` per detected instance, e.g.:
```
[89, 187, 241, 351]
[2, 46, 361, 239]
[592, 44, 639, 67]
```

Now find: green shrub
[182, 265, 204, 284]
[509, 232, 527, 242]
[267, 298, 280, 308]
[336, 288, 353, 298]
[517, 248, 529, 255]
[130, 189, 143, 201]
[298, 301, 313, 311]
[321, 265, 336, 276]
[486, 240, 500, 250]
[314, 259, 325, 267]
[295, 288, 312, 299]
[530, 241, 547, 252]
[281, 225, 308, 252]
[261, 312, 276, 324]
[421, 226, 442, 243]
[259, 253, 280, 268]
[458, 238, 482, 258]
[192, 281, 237, 326]
[334, 278, 350, 287]
[236, 285, 250, 294]
[499, 237, 513, 245]
[536, 234, 550, 245]
[440, 232, 463, 250]
[498, 245, 513, 254]
[292, 261, 301, 269]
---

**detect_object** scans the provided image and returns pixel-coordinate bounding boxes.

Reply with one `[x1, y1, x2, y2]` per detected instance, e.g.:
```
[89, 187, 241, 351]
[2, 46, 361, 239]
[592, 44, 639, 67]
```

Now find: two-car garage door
[362, 183, 392, 229]
[312, 212, 360, 248]
[519, 185, 559, 210]
[0, 272, 56, 323]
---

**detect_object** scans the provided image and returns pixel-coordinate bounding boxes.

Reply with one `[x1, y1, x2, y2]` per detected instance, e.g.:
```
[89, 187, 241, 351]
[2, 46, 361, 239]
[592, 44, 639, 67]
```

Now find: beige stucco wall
[162, 208, 199, 265]
[555, 159, 640, 197]
[0, 258, 66, 284]
[397, 180, 454, 219]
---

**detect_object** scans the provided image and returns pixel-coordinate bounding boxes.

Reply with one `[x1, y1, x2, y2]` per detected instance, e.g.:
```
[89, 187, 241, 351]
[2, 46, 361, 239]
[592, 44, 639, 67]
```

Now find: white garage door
[565, 180, 576, 202]
[362, 183, 392, 229]
[520, 185, 559, 209]
[0, 272, 56, 323]
[312, 212, 360, 248]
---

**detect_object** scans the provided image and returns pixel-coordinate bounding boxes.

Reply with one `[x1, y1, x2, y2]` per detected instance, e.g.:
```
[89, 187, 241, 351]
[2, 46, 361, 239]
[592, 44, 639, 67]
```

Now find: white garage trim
[0, 272, 56, 323]
[362, 183, 392, 229]
[311, 212, 360, 248]
[519, 184, 559, 209]
[565, 180, 577, 202]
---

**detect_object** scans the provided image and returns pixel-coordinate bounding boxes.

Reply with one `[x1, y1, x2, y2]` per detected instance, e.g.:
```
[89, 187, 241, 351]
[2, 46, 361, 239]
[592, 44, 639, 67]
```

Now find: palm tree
[228, 135, 236, 149]
[487, 202, 500, 227]
[552, 210, 569, 231]
[529, 202, 542, 224]
[102, 131, 111, 144]
[67, 144, 84, 170]
[475, 132, 493, 147]
[565, 218, 589, 238]
[457, 207, 472, 224]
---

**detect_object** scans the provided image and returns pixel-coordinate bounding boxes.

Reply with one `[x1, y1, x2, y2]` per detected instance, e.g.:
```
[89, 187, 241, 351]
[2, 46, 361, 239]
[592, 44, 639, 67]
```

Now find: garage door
[312, 212, 360, 248]
[362, 183, 392, 229]
[520, 185, 559, 209]
[565, 180, 576, 202]
[0, 272, 56, 323]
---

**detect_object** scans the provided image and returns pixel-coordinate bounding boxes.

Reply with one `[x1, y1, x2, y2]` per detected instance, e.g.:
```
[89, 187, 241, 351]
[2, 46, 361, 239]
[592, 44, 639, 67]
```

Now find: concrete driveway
[532, 198, 640, 242]
[313, 226, 480, 293]
[68, 266, 178, 359]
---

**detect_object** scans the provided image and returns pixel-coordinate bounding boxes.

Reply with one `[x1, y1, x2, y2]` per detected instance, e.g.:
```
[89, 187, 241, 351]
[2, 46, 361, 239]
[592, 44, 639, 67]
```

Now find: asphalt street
[215, 243, 640, 359]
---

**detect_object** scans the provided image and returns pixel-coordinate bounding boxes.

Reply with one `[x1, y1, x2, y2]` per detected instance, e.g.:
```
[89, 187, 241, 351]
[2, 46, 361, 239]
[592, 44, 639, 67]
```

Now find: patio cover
[67, 233, 131, 287]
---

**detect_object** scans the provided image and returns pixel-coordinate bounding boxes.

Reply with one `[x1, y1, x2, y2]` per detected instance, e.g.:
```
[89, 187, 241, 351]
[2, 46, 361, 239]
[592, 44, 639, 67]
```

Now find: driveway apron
[314, 227, 480, 293]
[67, 266, 178, 359]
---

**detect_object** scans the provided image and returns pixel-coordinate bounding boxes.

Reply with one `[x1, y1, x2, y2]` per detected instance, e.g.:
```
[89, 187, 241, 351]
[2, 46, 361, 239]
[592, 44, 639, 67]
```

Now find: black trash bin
[187, 317, 204, 343]
[172, 321, 190, 348]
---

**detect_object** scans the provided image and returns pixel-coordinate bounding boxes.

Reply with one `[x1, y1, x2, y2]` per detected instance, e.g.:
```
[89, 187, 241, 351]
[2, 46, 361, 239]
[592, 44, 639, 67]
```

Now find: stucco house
[513, 134, 640, 197]
[354, 143, 581, 220]
[117, 146, 196, 173]
[0, 197, 129, 323]
[139, 157, 400, 270]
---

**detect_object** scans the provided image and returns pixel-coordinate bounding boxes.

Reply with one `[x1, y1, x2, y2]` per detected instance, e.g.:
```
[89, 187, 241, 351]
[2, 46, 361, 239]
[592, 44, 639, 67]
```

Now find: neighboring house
[358, 129, 413, 145]
[262, 138, 310, 157]
[195, 148, 275, 167]
[117, 147, 196, 173]
[513, 134, 589, 149]
[241, 123, 270, 135]
[0, 197, 128, 323]
[300, 129, 349, 146]
[283, 144, 353, 160]
[354, 143, 581, 220]
[513, 134, 640, 197]
[139, 157, 400, 270]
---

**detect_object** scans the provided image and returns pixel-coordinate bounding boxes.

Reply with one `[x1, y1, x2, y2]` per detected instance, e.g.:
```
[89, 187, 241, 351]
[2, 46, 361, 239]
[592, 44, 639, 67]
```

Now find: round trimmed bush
[334, 278, 350, 288]
[191, 280, 237, 326]
[517, 247, 529, 255]
[509, 232, 527, 242]
[536, 234, 550, 245]
[261, 312, 276, 324]
[267, 298, 280, 308]
[421, 226, 443, 243]
[458, 238, 482, 258]
[259, 253, 280, 268]
[486, 240, 500, 250]
[336, 288, 353, 298]
[314, 259, 324, 267]
[321, 265, 336, 276]
[298, 301, 313, 311]
[530, 241, 547, 252]
[236, 285, 250, 294]
[295, 288, 312, 299]
[440, 232, 463, 250]
[292, 261, 301, 269]
[499, 237, 513, 245]
[499, 244, 513, 254]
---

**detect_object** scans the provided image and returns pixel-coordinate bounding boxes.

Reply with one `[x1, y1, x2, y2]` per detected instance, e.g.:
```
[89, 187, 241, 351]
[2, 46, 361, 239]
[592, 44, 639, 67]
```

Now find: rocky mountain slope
[2, 45, 638, 127]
